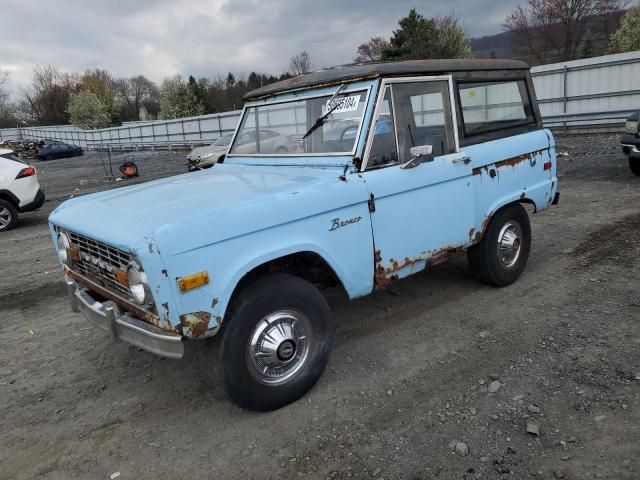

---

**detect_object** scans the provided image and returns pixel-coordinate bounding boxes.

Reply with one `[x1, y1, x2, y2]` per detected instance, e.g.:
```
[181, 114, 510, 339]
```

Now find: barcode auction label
[324, 95, 360, 114]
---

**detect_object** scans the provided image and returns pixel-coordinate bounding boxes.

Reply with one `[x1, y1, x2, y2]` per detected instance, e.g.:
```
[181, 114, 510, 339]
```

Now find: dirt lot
[1, 136, 638, 480]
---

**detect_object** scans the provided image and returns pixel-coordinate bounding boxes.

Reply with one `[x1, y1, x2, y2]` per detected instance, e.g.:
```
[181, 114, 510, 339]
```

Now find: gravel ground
[0, 136, 638, 480]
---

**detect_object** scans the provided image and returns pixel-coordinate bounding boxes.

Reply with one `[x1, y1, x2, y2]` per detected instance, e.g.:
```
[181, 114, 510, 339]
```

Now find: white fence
[0, 111, 242, 149]
[1, 50, 639, 146]
[531, 50, 640, 130]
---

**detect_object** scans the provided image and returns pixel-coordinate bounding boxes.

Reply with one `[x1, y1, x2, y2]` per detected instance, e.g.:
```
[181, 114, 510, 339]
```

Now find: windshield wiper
[302, 84, 348, 140]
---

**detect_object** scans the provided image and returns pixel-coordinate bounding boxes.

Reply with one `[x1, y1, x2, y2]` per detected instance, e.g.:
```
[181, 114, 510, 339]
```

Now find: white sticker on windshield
[324, 95, 360, 114]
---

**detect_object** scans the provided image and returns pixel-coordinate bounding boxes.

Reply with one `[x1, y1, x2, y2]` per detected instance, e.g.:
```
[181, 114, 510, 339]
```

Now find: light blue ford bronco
[50, 60, 559, 411]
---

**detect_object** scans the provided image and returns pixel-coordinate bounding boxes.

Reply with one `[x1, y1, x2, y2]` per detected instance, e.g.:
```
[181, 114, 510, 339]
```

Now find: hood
[187, 144, 227, 160]
[49, 164, 358, 252]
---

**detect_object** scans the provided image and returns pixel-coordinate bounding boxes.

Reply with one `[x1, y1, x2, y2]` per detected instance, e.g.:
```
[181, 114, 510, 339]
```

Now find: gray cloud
[0, 0, 515, 92]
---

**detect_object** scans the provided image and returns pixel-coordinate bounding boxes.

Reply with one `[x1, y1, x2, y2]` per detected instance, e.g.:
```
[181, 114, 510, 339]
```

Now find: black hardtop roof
[244, 59, 530, 100]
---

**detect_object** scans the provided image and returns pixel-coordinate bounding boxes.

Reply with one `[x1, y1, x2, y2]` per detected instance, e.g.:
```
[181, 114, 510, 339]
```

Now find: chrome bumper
[66, 279, 184, 359]
[622, 144, 640, 155]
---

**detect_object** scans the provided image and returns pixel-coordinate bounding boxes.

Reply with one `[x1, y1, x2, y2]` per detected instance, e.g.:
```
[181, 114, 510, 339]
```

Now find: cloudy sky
[1, 0, 516, 92]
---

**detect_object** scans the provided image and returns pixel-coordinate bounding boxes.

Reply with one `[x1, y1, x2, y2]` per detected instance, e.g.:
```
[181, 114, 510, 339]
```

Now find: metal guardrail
[86, 140, 212, 152]
[542, 109, 634, 133]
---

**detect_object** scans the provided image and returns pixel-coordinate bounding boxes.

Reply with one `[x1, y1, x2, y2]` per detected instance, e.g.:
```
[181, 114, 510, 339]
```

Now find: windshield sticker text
[323, 96, 360, 115]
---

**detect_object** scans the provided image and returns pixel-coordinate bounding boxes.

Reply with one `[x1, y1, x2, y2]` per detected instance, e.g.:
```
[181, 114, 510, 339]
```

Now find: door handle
[451, 154, 471, 165]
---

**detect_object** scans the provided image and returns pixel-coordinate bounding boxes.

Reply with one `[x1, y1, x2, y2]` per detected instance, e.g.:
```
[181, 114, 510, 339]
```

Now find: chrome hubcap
[0, 207, 11, 229]
[247, 310, 312, 385]
[497, 221, 522, 269]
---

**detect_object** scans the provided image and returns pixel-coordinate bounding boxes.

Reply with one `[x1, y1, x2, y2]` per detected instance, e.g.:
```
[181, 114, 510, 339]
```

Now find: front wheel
[468, 203, 531, 287]
[629, 157, 640, 176]
[220, 273, 334, 411]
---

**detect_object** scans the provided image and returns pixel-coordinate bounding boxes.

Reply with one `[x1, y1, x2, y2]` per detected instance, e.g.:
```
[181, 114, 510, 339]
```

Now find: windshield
[229, 89, 368, 156]
[212, 133, 233, 146]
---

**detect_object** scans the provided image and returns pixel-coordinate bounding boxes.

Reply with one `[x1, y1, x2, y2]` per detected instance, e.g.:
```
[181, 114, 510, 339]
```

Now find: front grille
[66, 230, 132, 299]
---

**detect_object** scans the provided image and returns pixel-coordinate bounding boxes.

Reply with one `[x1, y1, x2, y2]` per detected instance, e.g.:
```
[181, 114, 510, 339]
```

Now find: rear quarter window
[0, 153, 27, 165]
[457, 79, 535, 137]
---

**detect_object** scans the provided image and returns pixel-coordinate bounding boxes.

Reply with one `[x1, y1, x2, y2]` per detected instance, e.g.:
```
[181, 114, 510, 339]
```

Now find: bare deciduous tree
[17, 65, 76, 125]
[115, 75, 159, 121]
[289, 51, 313, 76]
[0, 70, 16, 128]
[354, 37, 390, 63]
[503, 0, 627, 64]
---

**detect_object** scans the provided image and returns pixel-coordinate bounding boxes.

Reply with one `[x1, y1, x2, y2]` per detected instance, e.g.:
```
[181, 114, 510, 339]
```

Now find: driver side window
[392, 81, 455, 163]
[365, 80, 455, 170]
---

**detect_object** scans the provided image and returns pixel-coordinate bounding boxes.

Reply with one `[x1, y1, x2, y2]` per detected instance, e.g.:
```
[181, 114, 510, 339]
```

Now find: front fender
[155, 191, 374, 339]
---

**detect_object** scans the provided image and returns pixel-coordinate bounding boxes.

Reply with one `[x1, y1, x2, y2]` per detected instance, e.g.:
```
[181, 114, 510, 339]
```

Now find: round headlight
[57, 232, 71, 266]
[127, 261, 151, 305]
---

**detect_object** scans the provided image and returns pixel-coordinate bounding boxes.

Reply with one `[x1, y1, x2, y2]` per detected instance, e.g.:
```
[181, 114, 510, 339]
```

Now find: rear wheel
[0, 200, 18, 232]
[629, 157, 640, 176]
[220, 273, 334, 411]
[468, 203, 531, 287]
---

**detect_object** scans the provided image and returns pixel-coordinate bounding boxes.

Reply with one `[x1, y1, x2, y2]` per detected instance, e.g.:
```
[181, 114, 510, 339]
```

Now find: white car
[0, 148, 45, 232]
[187, 133, 233, 171]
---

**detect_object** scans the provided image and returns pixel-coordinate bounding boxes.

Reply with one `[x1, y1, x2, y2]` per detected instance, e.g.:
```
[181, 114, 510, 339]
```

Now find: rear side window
[457, 80, 535, 136]
[0, 153, 27, 165]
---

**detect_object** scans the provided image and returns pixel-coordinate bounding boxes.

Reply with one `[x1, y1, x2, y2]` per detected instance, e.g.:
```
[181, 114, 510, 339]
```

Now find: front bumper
[622, 133, 640, 157]
[622, 144, 640, 156]
[66, 279, 184, 359]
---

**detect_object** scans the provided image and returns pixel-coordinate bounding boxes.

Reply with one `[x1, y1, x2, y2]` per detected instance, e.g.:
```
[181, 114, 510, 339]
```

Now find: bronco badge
[329, 216, 362, 231]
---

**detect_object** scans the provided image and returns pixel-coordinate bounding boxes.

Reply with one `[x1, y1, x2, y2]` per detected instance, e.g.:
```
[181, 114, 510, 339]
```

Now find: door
[361, 77, 475, 287]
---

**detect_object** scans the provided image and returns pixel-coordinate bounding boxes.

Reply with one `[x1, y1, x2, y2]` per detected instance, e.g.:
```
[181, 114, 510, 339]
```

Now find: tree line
[1, 2, 638, 129]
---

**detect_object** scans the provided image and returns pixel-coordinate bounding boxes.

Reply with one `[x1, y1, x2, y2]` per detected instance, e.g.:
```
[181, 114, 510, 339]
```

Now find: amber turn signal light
[115, 269, 129, 287]
[177, 272, 210, 292]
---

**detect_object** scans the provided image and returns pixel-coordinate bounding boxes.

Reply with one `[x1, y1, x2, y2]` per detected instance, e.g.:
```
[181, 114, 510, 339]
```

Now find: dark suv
[622, 111, 640, 176]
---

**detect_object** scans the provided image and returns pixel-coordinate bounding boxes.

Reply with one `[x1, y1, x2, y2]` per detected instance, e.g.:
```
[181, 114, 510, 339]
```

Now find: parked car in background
[36, 142, 83, 161]
[231, 129, 300, 154]
[49, 59, 558, 411]
[0, 149, 45, 232]
[187, 133, 233, 172]
[622, 111, 640, 176]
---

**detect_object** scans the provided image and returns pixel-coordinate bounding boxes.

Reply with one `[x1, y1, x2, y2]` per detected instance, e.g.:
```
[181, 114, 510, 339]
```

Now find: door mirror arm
[400, 145, 434, 169]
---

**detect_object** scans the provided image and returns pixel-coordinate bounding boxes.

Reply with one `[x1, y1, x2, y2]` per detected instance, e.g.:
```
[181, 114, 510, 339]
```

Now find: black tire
[468, 203, 531, 287]
[629, 157, 640, 176]
[0, 199, 18, 232]
[220, 273, 334, 411]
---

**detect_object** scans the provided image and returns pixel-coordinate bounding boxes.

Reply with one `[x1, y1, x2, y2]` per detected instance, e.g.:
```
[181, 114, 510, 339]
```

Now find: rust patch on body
[472, 211, 494, 244]
[495, 153, 531, 169]
[179, 312, 212, 338]
[374, 247, 458, 290]
[472, 151, 541, 178]
[65, 267, 175, 332]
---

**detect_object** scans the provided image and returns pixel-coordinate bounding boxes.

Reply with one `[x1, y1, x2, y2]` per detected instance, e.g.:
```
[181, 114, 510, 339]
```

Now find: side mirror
[401, 145, 434, 169]
[409, 145, 432, 158]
